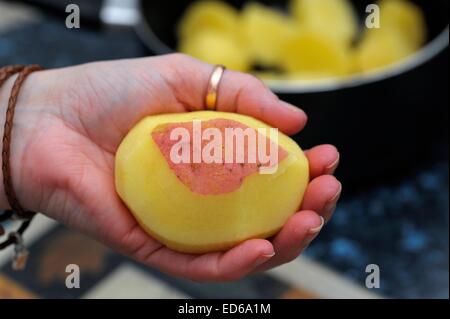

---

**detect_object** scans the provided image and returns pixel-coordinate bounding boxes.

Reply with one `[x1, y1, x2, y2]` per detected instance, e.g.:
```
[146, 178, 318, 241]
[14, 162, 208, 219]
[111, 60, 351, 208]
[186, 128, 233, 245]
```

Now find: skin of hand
[0, 54, 341, 282]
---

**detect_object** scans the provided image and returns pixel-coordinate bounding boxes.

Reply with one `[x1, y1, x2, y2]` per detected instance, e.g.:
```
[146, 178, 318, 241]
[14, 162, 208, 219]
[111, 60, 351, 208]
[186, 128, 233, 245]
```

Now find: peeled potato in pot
[353, 0, 426, 73]
[352, 28, 416, 73]
[179, 30, 251, 71]
[290, 0, 358, 45]
[177, 1, 239, 40]
[378, 0, 426, 49]
[241, 2, 298, 67]
[280, 31, 352, 77]
[176, 0, 427, 79]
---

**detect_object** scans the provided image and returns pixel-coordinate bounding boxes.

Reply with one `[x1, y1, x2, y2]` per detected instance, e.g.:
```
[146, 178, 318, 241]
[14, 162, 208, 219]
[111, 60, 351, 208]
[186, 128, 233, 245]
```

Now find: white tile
[83, 263, 189, 299]
[268, 256, 382, 299]
[0, 1, 41, 33]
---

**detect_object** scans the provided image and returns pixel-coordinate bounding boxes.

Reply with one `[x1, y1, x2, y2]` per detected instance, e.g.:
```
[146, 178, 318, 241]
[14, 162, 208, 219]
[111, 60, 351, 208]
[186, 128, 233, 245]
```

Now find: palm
[31, 55, 341, 281]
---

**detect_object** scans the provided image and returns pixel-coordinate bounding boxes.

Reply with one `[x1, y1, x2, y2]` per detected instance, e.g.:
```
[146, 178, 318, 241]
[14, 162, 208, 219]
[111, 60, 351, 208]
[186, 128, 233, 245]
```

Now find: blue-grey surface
[1, 14, 448, 299]
[306, 159, 449, 298]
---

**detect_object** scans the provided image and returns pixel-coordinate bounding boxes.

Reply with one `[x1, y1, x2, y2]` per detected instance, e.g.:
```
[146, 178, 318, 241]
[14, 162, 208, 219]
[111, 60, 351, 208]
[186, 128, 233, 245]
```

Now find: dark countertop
[1, 14, 448, 299]
[306, 155, 449, 298]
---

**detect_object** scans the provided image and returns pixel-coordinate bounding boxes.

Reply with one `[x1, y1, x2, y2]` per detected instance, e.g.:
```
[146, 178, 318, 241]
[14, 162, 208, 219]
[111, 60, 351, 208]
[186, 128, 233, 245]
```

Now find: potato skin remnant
[151, 118, 287, 195]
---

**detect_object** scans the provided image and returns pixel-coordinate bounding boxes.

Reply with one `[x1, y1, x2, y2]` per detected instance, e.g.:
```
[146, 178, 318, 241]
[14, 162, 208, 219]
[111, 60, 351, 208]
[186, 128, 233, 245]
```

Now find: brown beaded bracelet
[0, 64, 42, 270]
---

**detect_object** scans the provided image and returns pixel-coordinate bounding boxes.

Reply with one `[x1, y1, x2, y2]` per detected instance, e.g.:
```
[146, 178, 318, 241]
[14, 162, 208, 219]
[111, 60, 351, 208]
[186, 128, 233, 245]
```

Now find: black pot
[17, 0, 450, 189]
[136, 0, 449, 189]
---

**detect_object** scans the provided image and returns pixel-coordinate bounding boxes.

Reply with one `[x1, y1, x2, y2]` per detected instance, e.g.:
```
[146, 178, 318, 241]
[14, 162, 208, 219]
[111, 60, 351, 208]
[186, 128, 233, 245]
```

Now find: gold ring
[205, 65, 226, 111]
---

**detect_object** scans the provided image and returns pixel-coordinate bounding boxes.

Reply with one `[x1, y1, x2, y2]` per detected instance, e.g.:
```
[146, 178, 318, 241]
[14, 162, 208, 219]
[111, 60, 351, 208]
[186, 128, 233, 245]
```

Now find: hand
[0, 54, 341, 281]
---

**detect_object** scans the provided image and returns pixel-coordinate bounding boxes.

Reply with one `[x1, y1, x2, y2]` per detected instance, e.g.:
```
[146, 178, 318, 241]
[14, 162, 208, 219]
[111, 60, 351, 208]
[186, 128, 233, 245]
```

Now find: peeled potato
[179, 30, 250, 71]
[242, 2, 298, 67]
[352, 28, 416, 72]
[378, 0, 426, 49]
[290, 0, 358, 45]
[353, 0, 426, 73]
[280, 31, 351, 77]
[177, 1, 239, 40]
[176, 0, 426, 80]
[115, 111, 309, 253]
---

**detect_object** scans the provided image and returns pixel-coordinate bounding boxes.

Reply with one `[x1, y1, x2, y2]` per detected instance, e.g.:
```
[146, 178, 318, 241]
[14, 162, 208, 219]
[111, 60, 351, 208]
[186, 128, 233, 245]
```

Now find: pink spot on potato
[151, 119, 287, 195]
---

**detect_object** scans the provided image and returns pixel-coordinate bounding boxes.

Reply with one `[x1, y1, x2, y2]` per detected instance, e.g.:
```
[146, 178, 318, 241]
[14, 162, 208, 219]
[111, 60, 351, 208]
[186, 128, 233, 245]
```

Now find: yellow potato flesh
[177, 1, 239, 40]
[241, 2, 298, 67]
[378, 0, 426, 49]
[115, 112, 309, 254]
[176, 0, 426, 80]
[290, 0, 358, 45]
[280, 31, 351, 77]
[353, 0, 426, 73]
[179, 30, 251, 72]
[353, 28, 415, 73]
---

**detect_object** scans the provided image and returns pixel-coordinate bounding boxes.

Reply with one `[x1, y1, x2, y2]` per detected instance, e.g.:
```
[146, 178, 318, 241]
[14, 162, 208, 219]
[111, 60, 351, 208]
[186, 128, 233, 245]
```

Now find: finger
[217, 70, 307, 135]
[144, 238, 274, 282]
[301, 175, 342, 223]
[161, 54, 308, 135]
[251, 210, 323, 273]
[304, 144, 340, 178]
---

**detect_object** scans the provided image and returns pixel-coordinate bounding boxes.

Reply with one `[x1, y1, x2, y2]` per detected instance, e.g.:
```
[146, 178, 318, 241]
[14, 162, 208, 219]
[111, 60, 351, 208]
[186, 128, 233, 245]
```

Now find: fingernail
[308, 216, 325, 235]
[254, 253, 275, 267]
[303, 216, 325, 247]
[323, 184, 342, 217]
[325, 153, 340, 175]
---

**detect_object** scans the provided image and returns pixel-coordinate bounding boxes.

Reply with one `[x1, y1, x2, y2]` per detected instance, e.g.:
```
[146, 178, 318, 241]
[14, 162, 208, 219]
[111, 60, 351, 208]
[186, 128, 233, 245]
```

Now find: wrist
[0, 73, 18, 210]
[0, 69, 57, 212]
